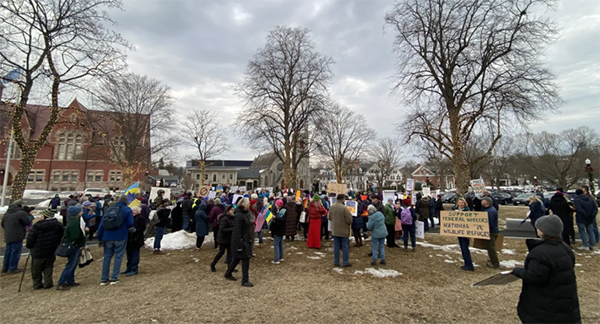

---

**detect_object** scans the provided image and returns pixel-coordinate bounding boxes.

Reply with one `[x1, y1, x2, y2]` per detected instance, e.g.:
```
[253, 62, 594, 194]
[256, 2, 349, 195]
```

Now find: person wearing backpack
[400, 200, 417, 252]
[97, 196, 134, 285]
[384, 198, 400, 248]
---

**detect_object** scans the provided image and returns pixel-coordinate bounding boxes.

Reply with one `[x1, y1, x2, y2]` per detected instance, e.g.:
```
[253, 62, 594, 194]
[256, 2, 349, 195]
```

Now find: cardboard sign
[440, 210, 490, 240]
[327, 183, 347, 195]
[472, 270, 519, 287]
[295, 190, 301, 201]
[197, 186, 210, 197]
[422, 187, 431, 197]
[470, 179, 486, 195]
[415, 221, 425, 239]
[345, 200, 358, 216]
[406, 179, 415, 191]
[472, 234, 504, 251]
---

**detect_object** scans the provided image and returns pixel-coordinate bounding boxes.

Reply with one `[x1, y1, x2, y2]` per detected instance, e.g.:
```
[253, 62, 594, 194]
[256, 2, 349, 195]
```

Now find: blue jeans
[258, 230, 263, 243]
[577, 223, 597, 248]
[429, 215, 435, 229]
[592, 217, 599, 243]
[274, 235, 283, 262]
[458, 237, 474, 269]
[57, 247, 81, 286]
[101, 240, 126, 282]
[126, 248, 140, 273]
[402, 225, 416, 248]
[154, 226, 166, 250]
[371, 237, 385, 262]
[182, 215, 190, 231]
[333, 236, 349, 266]
[3, 241, 23, 271]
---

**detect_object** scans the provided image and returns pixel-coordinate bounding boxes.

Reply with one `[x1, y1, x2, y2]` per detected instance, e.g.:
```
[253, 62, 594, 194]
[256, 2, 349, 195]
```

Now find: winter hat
[9, 199, 23, 207]
[67, 206, 82, 217]
[336, 194, 346, 201]
[249, 199, 257, 206]
[120, 196, 129, 203]
[67, 200, 78, 207]
[311, 195, 321, 203]
[481, 197, 493, 205]
[275, 199, 284, 208]
[82, 201, 92, 207]
[536, 214, 563, 238]
[575, 189, 584, 195]
[42, 208, 55, 218]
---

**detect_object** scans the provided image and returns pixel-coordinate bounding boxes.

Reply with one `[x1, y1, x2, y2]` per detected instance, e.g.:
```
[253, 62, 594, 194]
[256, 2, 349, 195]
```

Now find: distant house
[185, 160, 253, 190]
[250, 152, 311, 190]
[411, 165, 455, 190]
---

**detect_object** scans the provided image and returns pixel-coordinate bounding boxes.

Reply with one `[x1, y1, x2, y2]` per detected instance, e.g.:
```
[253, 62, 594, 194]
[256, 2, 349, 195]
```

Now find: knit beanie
[67, 206, 82, 217]
[275, 199, 284, 208]
[42, 208, 55, 218]
[311, 195, 321, 203]
[536, 214, 563, 238]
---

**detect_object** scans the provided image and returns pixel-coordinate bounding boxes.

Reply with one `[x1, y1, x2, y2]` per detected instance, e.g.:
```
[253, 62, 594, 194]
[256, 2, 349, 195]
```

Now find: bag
[78, 247, 94, 268]
[88, 216, 96, 227]
[299, 211, 307, 223]
[55, 241, 76, 258]
[149, 210, 159, 225]
[103, 206, 123, 230]
[401, 208, 413, 225]
[277, 208, 286, 218]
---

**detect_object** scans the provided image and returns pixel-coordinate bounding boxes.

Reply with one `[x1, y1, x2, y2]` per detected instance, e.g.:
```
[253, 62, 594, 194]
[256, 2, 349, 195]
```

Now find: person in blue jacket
[194, 204, 210, 250]
[97, 196, 134, 285]
[482, 197, 500, 268]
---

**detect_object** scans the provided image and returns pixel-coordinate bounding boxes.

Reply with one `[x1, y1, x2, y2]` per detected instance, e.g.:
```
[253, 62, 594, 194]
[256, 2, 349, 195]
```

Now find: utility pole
[1, 131, 14, 206]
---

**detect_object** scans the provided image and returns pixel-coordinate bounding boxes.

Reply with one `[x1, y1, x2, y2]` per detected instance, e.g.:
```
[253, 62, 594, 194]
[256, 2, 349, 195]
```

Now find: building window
[229, 173, 233, 180]
[204, 174, 208, 180]
[56, 133, 83, 160]
[222, 174, 226, 179]
[10, 146, 21, 159]
[52, 170, 78, 183]
[28, 170, 44, 183]
[109, 170, 122, 182]
[212, 174, 217, 182]
[86, 171, 103, 182]
[196, 174, 200, 180]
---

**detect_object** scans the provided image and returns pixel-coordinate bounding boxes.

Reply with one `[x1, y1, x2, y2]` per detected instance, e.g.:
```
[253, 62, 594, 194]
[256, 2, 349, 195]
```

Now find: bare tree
[485, 136, 517, 188]
[0, 0, 129, 201]
[90, 73, 175, 185]
[385, 0, 560, 193]
[235, 26, 334, 189]
[182, 109, 229, 185]
[180, 173, 193, 192]
[370, 137, 402, 192]
[518, 127, 600, 189]
[314, 104, 375, 183]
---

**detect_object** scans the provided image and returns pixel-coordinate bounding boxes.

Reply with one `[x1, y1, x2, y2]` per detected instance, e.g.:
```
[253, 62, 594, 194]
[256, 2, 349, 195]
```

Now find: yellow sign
[295, 190, 301, 201]
[327, 183, 347, 195]
[439, 210, 490, 240]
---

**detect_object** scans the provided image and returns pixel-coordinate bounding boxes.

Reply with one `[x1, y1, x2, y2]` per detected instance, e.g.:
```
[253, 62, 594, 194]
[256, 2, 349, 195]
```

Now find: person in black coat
[211, 205, 235, 272]
[512, 215, 580, 324]
[549, 193, 575, 246]
[122, 206, 147, 276]
[223, 198, 253, 287]
[25, 209, 64, 289]
[170, 202, 183, 232]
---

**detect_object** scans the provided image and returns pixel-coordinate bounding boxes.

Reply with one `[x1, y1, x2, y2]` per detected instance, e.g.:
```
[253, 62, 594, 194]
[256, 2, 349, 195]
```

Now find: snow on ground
[36, 199, 51, 208]
[290, 246, 298, 250]
[364, 267, 402, 278]
[307, 256, 322, 260]
[499, 260, 524, 268]
[332, 268, 343, 274]
[502, 249, 516, 255]
[575, 263, 582, 267]
[313, 252, 326, 257]
[444, 260, 455, 263]
[295, 252, 304, 255]
[417, 241, 489, 255]
[144, 230, 214, 250]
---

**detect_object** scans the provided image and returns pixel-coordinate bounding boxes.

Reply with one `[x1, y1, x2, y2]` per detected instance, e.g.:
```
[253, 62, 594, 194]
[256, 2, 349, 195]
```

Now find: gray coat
[1, 205, 32, 243]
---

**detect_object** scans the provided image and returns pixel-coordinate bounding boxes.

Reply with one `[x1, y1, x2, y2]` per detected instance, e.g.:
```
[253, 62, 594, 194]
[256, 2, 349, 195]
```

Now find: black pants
[321, 220, 329, 240]
[213, 225, 219, 248]
[225, 257, 250, 283]
[31, 255, 55, 289]
[196, 236, 205, 249]
[302, 223, 309, 239]
[211, 243, 231, 267]
[386, 224, 399, 247]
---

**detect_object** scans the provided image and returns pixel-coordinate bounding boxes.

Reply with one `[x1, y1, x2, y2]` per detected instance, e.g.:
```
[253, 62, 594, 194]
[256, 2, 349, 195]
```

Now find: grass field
[1, 205, 599, 324]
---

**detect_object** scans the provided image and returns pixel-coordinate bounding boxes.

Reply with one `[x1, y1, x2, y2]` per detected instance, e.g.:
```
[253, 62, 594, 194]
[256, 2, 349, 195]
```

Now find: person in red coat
[307, 195, 328, 249]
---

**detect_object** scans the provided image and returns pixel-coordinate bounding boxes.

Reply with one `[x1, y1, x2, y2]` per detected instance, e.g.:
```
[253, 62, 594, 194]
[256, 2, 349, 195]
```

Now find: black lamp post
[585, 159, 595, 193]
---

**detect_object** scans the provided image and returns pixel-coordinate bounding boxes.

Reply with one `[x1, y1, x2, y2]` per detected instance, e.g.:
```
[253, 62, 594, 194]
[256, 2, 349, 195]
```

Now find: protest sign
[473, 234, 504, 251]
[411, 192, 417, 206]
[406, 179, 415, 191]
[208, 191, 216, 199]
[239, 186, 247, 192]
[232, 194, 243, 204]
[440, 210, 490, 240]
[197, 186, 210, 197]
[295, 190, 301, 201]
[265, 187, 274, 193]
[345, 200, 358, 216]
[472, 271, 519, 287]
[216, 186, 223, 193]
[327, 183, 347, 195]
[330, 196, 337, 205]
[422, 187, 431, 196]
[231, 186, 239, 192]
[150, 187, 171, 202]
[415, 221, 425, 239]
[382, 190, 396, 203]
[470, 179, 486, 195]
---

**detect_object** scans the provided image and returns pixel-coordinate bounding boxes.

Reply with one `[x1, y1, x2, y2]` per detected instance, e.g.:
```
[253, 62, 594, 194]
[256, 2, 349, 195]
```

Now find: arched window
[66, 134, 75, 160]
[56, 132, 83, 160]
[75, 135, 83, 158]
[57, 134, 66, 159]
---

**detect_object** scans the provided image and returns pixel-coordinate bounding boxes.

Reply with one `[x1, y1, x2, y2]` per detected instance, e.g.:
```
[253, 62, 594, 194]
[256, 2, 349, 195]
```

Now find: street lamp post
[585, 159, 595, 193]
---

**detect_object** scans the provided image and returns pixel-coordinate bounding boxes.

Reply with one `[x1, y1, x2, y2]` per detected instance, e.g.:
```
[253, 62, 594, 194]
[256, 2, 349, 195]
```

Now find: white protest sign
[406, 179, 415, 191]
[415, 221, 425, 239]
[232, 194, 244, 204]
[208, 191, 216, 199]
[383, 190, 396, 203]
[422, 187, 431, 197]
[231, 186, 239, 192]
[239, 186, 247, 192]
[470, 179, 486, 195]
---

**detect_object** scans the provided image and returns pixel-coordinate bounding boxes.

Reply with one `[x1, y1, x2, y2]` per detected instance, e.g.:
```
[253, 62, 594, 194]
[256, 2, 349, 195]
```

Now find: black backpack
[103, 206, 124, 230]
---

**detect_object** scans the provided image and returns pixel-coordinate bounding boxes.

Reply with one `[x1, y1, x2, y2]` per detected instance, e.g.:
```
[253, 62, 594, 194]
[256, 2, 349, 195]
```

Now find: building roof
[411, 165, 436, 177]
[237, 168, 261, 179]
[251, 153, 278, 169]
[187, 160, 253, 168]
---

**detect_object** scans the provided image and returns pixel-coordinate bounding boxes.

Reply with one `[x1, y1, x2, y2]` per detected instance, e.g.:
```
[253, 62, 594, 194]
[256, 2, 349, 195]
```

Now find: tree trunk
[10, 150, 35, 203]
[200, 160, 206, 186]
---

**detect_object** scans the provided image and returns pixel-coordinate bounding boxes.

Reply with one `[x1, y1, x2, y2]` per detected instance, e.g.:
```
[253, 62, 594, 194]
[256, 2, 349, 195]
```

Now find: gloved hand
[128, 227, 136, 233]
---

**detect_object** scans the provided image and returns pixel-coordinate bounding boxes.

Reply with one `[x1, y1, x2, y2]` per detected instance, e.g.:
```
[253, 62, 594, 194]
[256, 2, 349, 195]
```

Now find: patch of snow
[354, 270, 364, 275]
[307, 256, 322, 260]
[36, 199, 51, 208]
[192, 258, 199, 263]
[429, 255, 433, 257]
[444, 255, 452, 259]
[444, 260, 455, 263]
[585, 256, 591, 258]
[295, 252, 304, 255]
[580, 270, 584, 273]
[325, 248, 333, 252]
[314, 252, 326, 257]
[575, 263, 582, 267]
[332, 268, 343, 274]
[144, 230, 213, 250]
[502, 249, 516, 255]
[435, 254, 445, 257]
[364, 267, 402, 278]
[499, 260, 524, 268]
[290, 246, 298, 250]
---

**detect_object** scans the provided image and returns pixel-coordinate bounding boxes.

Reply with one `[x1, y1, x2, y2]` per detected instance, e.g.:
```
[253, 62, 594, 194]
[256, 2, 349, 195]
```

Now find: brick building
[0, 99, 150, 193]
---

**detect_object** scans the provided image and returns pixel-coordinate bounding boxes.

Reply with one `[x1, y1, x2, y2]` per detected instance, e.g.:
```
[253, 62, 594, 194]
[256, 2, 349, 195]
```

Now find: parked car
[83, 188, 109, 196]
[441, 192, 457, 204]
[512, 193, 531, 206]
[492, 192, 513, 205]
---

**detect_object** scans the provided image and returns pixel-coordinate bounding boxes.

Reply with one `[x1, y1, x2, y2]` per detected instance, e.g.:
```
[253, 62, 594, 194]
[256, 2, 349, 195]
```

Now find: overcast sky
[96, 0, 599, 165]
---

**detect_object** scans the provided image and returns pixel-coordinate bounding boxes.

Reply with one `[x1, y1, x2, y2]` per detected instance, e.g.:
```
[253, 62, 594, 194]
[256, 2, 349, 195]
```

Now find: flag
[264, 204, 274, 224]
[2, 68, 23, 84]
[125, 182, 140, 206]
[303, 199, 309, 209]
[255, 206, 267, 232]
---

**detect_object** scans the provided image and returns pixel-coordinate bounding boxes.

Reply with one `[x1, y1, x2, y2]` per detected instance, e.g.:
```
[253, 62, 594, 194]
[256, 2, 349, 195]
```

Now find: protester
[122, 206, 147, 277]
[284, 197, 298, 241]
[209, 198, 224, 249]
[384, 198, 399, 248]
[482, 190, 499, 211]
[248, 199, 258, 256]
[573, 189, 597, 251]
[481, 197, 500, 268]
[418, 196, 430, 232]
[400, 199, 417, 252]
[56, 206, 86, 290]
[181, 192, 193, 232]
[1, 200, 31, 274]
[352, 203, 364, 247]
[152, 189, 165, 210]
[153, 199, 171, 254]
[328, 194, 353, 267]
[211, 206, 235, 272]
[26, 208, 64, 289]
[511, 214, 580, 323]
[49, 194, 61, 209]
[428, 195, 436, 229]
[271, 199, 286, 264]
[528, 196, 545, 235]
[97, 196, 134, 285]
[366, 205, 387, 265]
[322, 196, 331, 240]
[549, 192, 575, 246]
[307, 195, 328, 249]
[435, 194, 444, 220]
[170, 201, 183, 232]
[224, 198, 254, 287]
[581, 185, 599, 243]
[194, 204, 210, 250]
[452, 198, 474, 271]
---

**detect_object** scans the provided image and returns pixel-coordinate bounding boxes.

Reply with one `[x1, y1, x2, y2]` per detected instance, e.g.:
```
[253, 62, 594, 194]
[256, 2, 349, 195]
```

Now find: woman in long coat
[549, 193, 575, 245]
[224, 198, 253, 287]
[306, 195, 328, 249]
[194, 204, 209, 250]
[284, 197, 298, 241]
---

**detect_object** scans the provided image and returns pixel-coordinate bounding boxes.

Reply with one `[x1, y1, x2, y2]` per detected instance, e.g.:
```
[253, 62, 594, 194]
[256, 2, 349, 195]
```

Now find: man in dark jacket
[1, 200, 32, 273]
[482, 197, 500, 268]
[181, 192, 193, 232]
[482, 190, 499, 211]
[512, 215, 580, 324]
[573, 189, 598, 251]
[224, 199, 253, 287]
[26, 209, 64, 289]
[49, 194, 61, 210]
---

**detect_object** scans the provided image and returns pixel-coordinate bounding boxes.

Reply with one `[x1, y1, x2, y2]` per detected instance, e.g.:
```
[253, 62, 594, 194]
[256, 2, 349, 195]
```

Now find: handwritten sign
[197, 186, 210, 197]
[327, 183, 347, 195]
[415, 221, 425, 239]
[208, 191, 216, 199]
[231, 186, 239, 192]
[345, 200, 358, 216]
[406, 179, 415, 191]
[440, 210, 490, 240]
[470, 179, 485, 195]
[422, 187, 431, 197]
[382, 190, 395, 204]
[239, 186, 247, 192]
